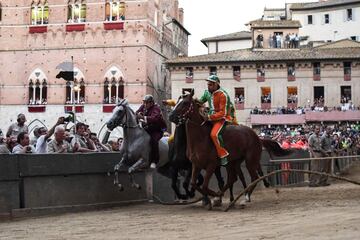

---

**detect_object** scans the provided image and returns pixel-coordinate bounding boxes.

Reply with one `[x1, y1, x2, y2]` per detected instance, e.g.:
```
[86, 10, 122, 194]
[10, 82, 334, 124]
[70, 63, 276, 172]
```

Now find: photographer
[12, 132, 35, 154]
[48, 126, 77, 153]
[35, 117, 66, 154]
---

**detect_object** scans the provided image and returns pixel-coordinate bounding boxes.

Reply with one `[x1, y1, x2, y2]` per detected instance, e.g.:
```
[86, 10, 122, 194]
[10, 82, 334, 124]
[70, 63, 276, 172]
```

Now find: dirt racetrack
[1, 165, 360, 240]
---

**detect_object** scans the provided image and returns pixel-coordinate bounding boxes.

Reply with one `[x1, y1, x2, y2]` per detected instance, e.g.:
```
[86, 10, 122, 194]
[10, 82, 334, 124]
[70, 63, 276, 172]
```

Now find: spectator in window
[12, 132, 35, 154]
[71, 122, 97, 153]
[48, 126, 77, 153]
[35, 117, 65, 154]
[6, 114, 29, 138]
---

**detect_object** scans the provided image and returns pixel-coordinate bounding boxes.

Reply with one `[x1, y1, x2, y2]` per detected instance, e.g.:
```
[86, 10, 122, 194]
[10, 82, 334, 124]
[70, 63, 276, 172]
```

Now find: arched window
[103, 67, 125, 104]
[65, 68, 86, 104]
[28, 69, 48, 105]
[105, 1, 125, 21]
[68, 0, 86, 23]
[31, 0, 49, 25]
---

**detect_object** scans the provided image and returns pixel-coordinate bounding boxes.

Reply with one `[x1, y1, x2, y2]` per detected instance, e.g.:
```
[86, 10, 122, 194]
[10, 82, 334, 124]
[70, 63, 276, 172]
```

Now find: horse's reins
[177, 101, 207, 126]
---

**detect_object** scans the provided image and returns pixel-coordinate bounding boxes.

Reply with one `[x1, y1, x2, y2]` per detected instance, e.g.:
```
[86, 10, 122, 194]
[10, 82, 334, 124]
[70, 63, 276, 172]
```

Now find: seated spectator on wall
[48, 126, 77, 153]
[12, 132, 35, 154]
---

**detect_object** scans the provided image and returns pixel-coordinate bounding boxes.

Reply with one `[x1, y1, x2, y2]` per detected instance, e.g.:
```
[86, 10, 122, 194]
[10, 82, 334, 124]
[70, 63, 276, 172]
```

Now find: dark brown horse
[168, 90, 292, 208]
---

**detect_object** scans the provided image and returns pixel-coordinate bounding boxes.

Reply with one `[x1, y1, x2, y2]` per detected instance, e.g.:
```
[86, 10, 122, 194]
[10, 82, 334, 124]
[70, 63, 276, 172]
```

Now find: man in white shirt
[12, 132, 35, 154]
[35, 117, 65, 154]
[6, 113, 29, 138]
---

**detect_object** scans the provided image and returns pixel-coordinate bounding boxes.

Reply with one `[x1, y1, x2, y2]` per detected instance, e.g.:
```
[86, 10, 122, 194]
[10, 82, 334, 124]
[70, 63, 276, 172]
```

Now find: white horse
[106, 99, 168, 191]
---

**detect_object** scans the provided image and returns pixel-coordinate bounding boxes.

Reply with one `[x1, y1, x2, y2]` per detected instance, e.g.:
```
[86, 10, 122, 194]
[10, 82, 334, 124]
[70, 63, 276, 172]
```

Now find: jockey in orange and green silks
[200, 75, 235, 166]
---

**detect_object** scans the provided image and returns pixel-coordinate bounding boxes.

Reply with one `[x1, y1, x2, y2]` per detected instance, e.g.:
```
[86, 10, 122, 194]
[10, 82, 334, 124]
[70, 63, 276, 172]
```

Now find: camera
[64, 115, 74, 123]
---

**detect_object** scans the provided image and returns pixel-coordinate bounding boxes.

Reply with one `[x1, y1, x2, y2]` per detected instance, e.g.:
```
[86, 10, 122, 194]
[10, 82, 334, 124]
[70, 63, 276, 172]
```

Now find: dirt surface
[1, 166, 360, 240]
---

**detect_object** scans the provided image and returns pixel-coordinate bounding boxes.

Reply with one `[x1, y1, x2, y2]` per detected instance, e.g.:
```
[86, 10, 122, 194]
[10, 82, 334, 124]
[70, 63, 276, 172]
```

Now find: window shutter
[353, 9, 356, 21]
[344, 9, 347, 22]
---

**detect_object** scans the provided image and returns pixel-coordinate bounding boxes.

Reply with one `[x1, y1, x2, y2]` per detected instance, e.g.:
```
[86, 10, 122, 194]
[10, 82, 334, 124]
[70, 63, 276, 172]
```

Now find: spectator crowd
[0, 113, 124, 154]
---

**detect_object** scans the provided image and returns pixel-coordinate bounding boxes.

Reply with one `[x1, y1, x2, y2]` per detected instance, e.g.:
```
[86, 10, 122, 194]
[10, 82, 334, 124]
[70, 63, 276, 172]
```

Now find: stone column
[116, 83, 119, 103]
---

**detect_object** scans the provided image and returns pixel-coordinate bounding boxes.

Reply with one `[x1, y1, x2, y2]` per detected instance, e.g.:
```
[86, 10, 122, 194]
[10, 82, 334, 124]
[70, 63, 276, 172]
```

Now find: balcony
[313, 74, 321, 81]
[257, 76, 265, 82]
[234, 75, 241, 82]
[287, 102, 298, 109]
[344, 74, 351, 81]
[287, 75, 295, 81]
[185, 76, 193, 83]
[28, 105, 46, 113]
[261, 103, 271, 110]
[29, 25, 48, 34]
[103, 104, 117, 113]
[235, 103, 244, 110]
[103, 22, 124, 30]
[64, 105, 84, 113]
[66, 24, 85, 32]
[250, 110, 360, 126]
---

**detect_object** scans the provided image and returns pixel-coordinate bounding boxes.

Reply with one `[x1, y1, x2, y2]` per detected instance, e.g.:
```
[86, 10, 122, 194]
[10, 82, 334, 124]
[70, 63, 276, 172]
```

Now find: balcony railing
[257, 76, 265, 82]
[235, 102, 244, 110]
[66, 24, 85, 32]
[185, 75, 193, 83]
[64, 105, 84, 113]
[261, 102, 271, 110]
[288, 75, 296, 81]
[29, 25, 48, 34]
[28, 105, 46, 113]
[103, 104, 117, 113]
[344, 74, 351, 81]
[103, 22, 124, 30]
[313, 74, 321, 81]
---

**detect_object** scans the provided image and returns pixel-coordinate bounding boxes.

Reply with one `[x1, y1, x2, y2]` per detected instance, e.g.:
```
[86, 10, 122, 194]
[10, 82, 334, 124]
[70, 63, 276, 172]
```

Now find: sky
[178, 0, 315, 56]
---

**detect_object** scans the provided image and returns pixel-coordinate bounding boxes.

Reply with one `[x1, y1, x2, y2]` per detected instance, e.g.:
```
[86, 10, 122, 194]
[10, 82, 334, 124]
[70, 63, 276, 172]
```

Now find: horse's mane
[193, 98, 204, 107]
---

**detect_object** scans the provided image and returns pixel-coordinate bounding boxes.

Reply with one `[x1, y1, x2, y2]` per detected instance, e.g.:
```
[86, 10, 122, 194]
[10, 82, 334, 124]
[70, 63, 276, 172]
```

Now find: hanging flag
[56, 61, 74, 81]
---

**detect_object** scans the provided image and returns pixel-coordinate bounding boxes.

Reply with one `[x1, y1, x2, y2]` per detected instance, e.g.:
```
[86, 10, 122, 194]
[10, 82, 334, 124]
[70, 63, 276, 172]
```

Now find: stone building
[0, 0, 189, 137]
[167, 39, 360, 126]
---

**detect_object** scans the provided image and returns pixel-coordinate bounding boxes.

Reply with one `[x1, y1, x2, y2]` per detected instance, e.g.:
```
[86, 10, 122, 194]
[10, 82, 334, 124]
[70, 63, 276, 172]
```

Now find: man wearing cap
[136, 94, 167, 168]
[200, 75, 235, 166]
[6, 113, 29, 138]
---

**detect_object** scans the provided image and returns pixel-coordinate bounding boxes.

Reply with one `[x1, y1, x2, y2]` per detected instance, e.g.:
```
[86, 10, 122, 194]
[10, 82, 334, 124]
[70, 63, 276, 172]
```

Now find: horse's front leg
[128, 158, 146, 190]
[171, 167, 188, 200]
[114, 156, 126, 191]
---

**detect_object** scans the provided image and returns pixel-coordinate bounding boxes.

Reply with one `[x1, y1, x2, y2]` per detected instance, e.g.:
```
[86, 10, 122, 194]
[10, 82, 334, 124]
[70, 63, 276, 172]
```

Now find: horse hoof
[178, 194, 188, 200]
[202, 197, 210, 207]
[206, 202, 213, 211]
[118, 184, 124, 191]
[245, 194, 251, 203]
[239, 200, 247, 208]
[213, 198, 222, 207]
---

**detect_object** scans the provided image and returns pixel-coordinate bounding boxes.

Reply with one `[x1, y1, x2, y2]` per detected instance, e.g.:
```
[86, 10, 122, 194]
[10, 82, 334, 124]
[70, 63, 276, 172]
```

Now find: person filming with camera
[12, 132, 35, 154]
[35, 117, 66, 154]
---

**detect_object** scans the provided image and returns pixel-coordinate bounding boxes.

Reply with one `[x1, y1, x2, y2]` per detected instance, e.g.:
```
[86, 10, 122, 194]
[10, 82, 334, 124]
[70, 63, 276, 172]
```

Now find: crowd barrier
[263, 149, 357, 187]
[0, 153, 174, 219]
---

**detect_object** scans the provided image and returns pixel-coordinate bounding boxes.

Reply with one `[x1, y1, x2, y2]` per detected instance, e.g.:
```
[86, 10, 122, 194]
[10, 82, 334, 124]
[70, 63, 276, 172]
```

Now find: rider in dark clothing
[136, 95, 167, 168]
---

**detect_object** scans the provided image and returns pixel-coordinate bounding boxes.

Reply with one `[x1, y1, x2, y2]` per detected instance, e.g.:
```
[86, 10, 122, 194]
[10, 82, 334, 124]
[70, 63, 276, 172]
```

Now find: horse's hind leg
[236, 162, 249, 202]
[128, 158, 146, 190]
[258, 167, 270, 188]
[171, 167, 188, 200]
[214, 166, 225, 206]
[114, 157, 126, 191]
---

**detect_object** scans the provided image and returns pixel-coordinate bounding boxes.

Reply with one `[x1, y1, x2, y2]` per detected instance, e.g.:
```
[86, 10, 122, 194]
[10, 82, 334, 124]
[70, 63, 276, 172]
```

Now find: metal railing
[264, 151, 358, 187]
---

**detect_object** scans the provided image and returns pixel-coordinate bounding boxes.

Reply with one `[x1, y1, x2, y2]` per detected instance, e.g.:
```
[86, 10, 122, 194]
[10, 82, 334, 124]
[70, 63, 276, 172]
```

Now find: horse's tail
[261, 139, 293, 159]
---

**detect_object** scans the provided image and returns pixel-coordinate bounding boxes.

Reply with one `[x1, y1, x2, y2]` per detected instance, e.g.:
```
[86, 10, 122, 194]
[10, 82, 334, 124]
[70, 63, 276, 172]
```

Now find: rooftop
[248, 20, 302, 29]
[167, 39, 360, 65]
[290, 0, 360, 10]
[201, 31, 251, 46]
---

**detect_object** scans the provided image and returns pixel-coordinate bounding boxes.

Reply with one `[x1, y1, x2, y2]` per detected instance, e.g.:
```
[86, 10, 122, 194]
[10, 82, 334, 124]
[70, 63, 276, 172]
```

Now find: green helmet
[206, 75, 220, 84]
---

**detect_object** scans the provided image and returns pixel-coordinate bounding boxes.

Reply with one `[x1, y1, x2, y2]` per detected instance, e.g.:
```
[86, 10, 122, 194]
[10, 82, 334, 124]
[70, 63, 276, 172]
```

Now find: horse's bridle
[175, 101, 194, 126]
[117, 106, 139, 129]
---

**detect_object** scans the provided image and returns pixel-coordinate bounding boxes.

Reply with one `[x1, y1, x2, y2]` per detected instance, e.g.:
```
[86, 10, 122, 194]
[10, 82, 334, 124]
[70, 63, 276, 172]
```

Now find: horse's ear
[117, 99, 127, 106]
[190, 88, 194, 97]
